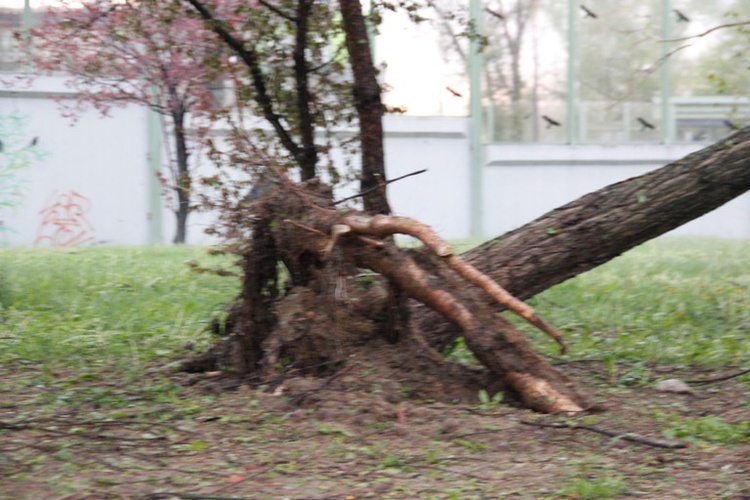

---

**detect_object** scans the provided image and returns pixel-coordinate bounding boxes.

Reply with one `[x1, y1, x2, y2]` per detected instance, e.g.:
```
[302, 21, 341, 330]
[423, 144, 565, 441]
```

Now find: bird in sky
[674, 9, 690, 23]
[542, 115, 562, 128]
[446, 87, 463, 98]
[637, 117, 656, 130]
[580, 5, 598, 19]
[485, 7, 505, 20]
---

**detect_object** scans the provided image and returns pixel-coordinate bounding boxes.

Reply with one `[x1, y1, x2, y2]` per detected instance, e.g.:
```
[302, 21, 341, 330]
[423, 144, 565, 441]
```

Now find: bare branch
[258, 0, 297, 22]
[429, 2, 467, 61]
[444, 254, 567, 353]
[664, 19, 750, 43]
[340, 213, 566, 351]
[333, 168, 427, 206]
[184, 0, 303, 166]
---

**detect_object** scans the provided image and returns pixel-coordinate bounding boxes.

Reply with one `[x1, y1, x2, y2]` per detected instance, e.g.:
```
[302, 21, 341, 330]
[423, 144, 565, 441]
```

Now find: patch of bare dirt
[2, 358, 749, 499]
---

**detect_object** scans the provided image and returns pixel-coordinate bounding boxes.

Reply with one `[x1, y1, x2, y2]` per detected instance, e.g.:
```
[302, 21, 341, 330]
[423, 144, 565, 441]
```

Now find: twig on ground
[520, 419, 688, 449]
[552, 358, 604, 365]
[686, 367, 750, 385]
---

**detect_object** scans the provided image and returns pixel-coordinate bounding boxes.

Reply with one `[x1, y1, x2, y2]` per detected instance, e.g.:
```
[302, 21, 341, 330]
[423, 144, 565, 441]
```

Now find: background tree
[676, 2, 750, 99]
[429, 1, 750, 142]
[26, 0, 225, 243]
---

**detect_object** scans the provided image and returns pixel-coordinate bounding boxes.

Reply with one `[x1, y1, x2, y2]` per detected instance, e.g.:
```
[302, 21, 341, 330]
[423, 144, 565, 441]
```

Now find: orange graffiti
[35, 190, 95, 247]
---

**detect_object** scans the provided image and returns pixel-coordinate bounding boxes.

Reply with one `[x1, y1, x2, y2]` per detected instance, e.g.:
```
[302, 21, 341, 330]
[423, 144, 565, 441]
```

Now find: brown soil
[1, 355, 748, 499]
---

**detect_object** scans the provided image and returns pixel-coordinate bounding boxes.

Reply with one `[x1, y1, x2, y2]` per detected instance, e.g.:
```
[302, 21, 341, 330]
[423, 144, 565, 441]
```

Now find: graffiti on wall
[35, 190, 96, 247]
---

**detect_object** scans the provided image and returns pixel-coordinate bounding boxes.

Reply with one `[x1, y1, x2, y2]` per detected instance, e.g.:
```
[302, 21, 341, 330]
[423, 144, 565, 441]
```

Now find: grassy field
[521, 238, 750, 366]
[2, 238, 748, 370]
[0, 245, 238, 373]
[1, 239, 748, 499]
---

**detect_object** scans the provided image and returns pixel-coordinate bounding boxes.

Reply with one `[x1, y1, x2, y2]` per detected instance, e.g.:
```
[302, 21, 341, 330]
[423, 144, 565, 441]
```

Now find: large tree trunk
[418, 126, 750, 350]
[339, 0, 390, 215]
[184, 128, 750, 414]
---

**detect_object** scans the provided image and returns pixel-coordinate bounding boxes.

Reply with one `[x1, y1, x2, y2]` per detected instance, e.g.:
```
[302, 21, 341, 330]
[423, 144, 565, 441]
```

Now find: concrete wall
[1, 78, 748, 247]
[383, 116, 470, 240]
[0, 76, 160, 246]
[483, 144, 750, 239]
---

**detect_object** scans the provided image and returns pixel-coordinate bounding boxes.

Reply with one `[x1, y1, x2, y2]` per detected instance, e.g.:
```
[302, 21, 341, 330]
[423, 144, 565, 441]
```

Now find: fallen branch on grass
[520, 419, 688, 449]
[686, 367, 750, 385]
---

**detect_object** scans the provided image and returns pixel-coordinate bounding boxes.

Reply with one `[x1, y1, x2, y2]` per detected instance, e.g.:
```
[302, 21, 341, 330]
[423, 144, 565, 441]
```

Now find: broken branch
[333, 169, 427, 206]
[444, 255, 567, 353]
[520, 419, 688, 449]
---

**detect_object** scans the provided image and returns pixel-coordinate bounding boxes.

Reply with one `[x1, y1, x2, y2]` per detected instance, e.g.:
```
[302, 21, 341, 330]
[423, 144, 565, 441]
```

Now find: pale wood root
[341, 212, 566, 352]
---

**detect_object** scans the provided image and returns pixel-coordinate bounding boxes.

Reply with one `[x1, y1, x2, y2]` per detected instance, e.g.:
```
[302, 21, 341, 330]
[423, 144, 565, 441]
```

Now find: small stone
[655, 378, 694, 394]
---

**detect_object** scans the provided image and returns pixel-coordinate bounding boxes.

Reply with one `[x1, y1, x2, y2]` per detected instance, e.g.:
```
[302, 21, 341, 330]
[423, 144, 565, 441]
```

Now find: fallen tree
[421, 126, 750, 351]
[177, 0, 750, 413]
[183, 127, 750, 413]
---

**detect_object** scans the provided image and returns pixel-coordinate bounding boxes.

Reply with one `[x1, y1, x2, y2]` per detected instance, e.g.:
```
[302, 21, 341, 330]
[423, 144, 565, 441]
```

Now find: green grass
[0, 240, 748, 498]
[456, 238, 750, 368]
[1, 238, 749, 375]
[541, 238, 750, 365]
[0, 246, 238, 374]
[659, 414, 750, 445]
[557, 472, 628, 499]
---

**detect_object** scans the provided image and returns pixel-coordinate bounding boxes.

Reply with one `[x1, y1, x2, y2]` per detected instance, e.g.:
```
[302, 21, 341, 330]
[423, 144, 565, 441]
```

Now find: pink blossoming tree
[26, 0, 228, 243]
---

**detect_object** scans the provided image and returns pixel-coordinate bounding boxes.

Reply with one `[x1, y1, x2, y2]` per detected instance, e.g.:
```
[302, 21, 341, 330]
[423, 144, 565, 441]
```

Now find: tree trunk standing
[501, 8, 530, 142]
[417, 127, 750, 350]
[293, 0, 318, 181]
[172, 105, 190, 244]
[339, 0, 390, 215]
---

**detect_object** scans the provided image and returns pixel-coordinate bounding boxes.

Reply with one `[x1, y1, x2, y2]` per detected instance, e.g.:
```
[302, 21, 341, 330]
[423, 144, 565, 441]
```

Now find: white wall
[0, 75, 157, 246]
[1, 80, 748, 247]
[483, 144, 750, 239]
[384, 116, 470, 240]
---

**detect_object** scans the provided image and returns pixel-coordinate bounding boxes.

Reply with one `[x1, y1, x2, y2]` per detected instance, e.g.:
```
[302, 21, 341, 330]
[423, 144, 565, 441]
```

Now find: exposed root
[191, 179, 592, 413]
[341, 212, 567, 353]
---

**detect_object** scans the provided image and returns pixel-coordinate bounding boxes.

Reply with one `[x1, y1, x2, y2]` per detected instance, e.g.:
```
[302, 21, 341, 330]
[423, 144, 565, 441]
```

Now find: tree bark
[172, 105, 190, 244]
[293, 0, 318, 181]
[339, 0, 390, 215]
[418, 126, 750, 349]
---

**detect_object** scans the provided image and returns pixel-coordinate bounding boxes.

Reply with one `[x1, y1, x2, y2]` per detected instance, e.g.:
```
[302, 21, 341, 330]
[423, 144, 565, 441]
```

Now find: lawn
[1, 239, 748, 499]
[0, 245, 238, 372]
